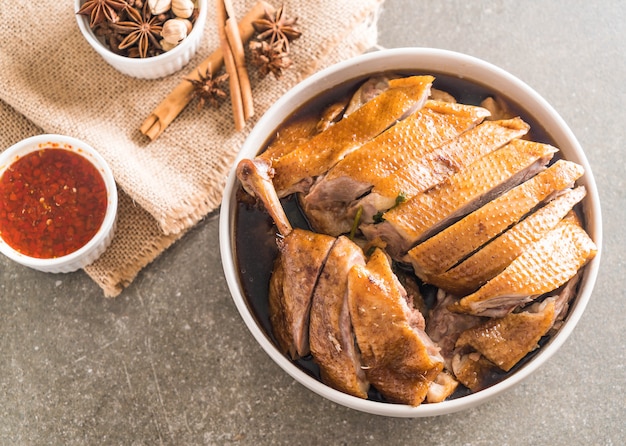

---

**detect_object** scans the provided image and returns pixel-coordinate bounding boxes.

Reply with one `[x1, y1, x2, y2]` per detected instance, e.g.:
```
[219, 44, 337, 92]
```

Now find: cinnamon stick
[225, 15, 254, 120]
[217, 0, 245, 131]
[140, 1, 269, 141]
[220, 0, 255, 129]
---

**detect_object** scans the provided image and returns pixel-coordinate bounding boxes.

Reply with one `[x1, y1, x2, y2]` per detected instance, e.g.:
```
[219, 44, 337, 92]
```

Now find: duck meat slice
[451, 275, 579, 391]
[369, 139, 558, 256]
[309, 236, 369, 399]
[302, 101, 495, 236]
[407, 160, 585, 281]
[313, 101, 492, 200]
[347, 249, 443, 406]
[450, 218, 597, 317]
[261, 77, 396, 163]
[269, 229, 336, 358]
[455, 296, 558, 372]
[428, 186, 587, 295]
[271, 75, 434, 197]
[356, 113, 529, 225]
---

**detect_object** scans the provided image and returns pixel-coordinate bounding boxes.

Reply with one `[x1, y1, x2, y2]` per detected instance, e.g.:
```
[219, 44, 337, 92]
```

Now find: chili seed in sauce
[0, 148, 108, 259]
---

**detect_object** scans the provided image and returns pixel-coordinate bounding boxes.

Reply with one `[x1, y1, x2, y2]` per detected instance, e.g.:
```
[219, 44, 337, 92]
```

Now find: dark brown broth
[234, 72, 564, 403]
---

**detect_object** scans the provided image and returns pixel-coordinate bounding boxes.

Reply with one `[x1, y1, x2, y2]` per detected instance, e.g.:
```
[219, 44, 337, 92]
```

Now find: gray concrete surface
[2, 0, 624, 444]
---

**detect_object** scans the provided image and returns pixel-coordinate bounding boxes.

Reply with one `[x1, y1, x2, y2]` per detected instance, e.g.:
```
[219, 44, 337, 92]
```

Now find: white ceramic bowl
[219, 48, 602, 417]
[74, 0, 207, 79]
[0, 134, 118, 273]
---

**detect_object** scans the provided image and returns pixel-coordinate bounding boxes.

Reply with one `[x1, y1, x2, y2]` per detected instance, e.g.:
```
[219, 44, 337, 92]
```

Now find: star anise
[252, 5, 302, 52]
[249, 40, 292, 80]
[77, 0, 128, 28]
[111, 3, 164, 58]
[184, 66, 230, 110]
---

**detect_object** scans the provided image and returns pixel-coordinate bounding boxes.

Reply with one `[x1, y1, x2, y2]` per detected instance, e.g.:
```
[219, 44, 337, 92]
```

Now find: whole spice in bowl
[161, 18, 191, 48]
[171, 0, 195, 18]
[75, 0, 208, 79]
[78, 0, 198, 58]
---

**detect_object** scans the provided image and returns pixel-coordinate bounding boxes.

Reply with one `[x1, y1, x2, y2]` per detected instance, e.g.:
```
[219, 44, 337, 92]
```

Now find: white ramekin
[0, 134, 118, 273]
[74, 0, 208, 79]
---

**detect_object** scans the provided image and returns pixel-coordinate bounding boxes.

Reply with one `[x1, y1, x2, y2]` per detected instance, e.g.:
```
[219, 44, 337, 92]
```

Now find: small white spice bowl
[0, 134, 118, 273]
[74, 0, 208, 79]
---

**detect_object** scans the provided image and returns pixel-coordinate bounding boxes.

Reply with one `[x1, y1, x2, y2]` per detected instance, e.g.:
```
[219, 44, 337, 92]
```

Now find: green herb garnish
[349, 206, 363, 240]
[373, 192, 407, 224]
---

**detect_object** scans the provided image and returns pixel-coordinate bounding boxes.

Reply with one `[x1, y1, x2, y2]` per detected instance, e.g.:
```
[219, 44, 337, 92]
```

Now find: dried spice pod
[250, 39, 292, 79]
[77, 0, 127, 28]
[184, 65, 230, 110]
[252, 4, 301, 52]
[161, 18, 188, 45]
[113, 3, 165, 58]
[148, 0, 172, 15]
[171, 0, 195, 18]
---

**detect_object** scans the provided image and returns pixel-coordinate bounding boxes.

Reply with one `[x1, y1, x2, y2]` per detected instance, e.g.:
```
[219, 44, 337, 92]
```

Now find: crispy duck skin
[429, 186, 587, 295]
[314, 101, 491, 196]
[455, 298, 557, 372]
[372, 139, 558, 256]
[451, 218, 597, 317]
[268, 229, 336, 358]
[309, 236, 369, 399]
[407, 160, 585, 280]
[261, 77, 393, 162]
[358, 116, 529, 219]
[270, 75, 434, 197]
[348, 249, 443, 406]
[451, 276, 579, 390]
[258, 113, 321, 163]
[302, 101, 495, 235]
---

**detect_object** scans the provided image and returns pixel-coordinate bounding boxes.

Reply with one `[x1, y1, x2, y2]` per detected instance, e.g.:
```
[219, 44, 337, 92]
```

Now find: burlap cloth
[0, 0, 383, 296]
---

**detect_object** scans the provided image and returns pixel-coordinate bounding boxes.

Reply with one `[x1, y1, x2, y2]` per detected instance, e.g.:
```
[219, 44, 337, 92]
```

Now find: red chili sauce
[0, 148, 108, 259]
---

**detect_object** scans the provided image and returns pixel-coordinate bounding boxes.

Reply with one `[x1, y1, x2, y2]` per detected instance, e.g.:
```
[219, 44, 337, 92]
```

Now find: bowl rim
[0, 134, 118, 269]
[73, 0, 208, 66]
[219, 47, 602, 417]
